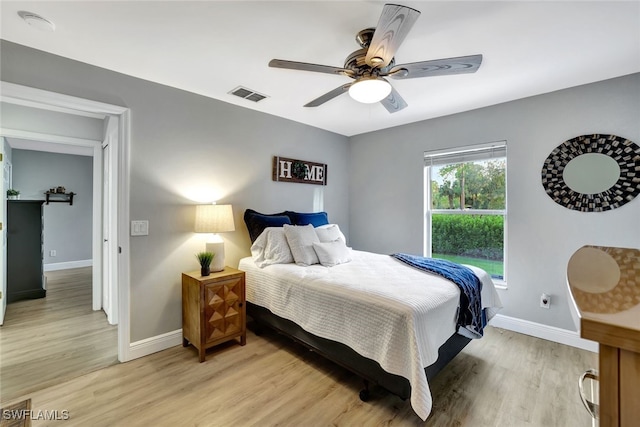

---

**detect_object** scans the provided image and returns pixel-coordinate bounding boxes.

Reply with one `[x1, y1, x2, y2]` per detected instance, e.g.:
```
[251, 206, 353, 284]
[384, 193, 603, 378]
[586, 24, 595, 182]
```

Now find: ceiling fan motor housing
[344, 37, 396, 79]
[355, 28, 376, 48]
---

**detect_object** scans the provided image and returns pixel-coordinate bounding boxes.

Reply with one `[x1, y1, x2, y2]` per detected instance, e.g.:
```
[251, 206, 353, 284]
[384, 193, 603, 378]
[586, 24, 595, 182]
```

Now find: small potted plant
[7, 189, 20, 200]
[195, 251, 215, 277]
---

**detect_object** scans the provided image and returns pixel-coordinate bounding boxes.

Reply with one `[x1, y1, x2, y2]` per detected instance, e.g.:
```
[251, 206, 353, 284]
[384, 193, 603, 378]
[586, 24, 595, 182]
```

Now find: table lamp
[194, 204, 235, 272]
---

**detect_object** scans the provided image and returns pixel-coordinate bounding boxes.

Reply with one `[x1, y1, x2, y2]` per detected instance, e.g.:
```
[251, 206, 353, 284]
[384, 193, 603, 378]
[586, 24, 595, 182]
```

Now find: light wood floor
[0, 267, 118, 402]
[1, 321, 597, 426]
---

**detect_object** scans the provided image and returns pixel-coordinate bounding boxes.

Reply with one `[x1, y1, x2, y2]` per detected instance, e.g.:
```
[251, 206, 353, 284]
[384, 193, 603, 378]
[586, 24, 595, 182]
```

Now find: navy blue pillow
[290, 211, 329, 227]
[244, 209, 292, 242]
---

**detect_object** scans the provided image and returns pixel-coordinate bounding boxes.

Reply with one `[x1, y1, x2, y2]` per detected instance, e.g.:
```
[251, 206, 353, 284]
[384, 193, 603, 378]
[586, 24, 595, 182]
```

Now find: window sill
[492, 279, 507, 290]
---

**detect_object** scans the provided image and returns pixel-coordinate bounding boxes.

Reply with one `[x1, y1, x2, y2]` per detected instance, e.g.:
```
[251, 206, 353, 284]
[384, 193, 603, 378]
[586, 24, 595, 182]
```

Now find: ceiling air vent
[229, 86, 268, 103]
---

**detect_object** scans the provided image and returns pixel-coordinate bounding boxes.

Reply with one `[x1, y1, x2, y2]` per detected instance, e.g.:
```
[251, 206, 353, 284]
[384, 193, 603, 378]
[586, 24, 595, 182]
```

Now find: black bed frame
[248, 301, 471, 401]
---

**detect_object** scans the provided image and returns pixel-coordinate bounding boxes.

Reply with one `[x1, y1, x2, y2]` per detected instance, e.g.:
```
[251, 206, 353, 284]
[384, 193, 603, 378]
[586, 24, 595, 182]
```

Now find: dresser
[7, 200, 46, 303]
[182, 267, 246, 362]
[567, 245, 640, 427]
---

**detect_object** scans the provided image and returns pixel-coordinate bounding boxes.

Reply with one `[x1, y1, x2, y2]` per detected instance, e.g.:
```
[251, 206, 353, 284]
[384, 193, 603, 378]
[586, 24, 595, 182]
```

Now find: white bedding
[238, 250, 502, 420]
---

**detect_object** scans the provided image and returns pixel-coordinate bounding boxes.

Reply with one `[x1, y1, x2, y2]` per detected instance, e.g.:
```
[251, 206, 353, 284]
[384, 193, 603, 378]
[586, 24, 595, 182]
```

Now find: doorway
[0, 266, 118, 400]
[0, 81, 131, 362]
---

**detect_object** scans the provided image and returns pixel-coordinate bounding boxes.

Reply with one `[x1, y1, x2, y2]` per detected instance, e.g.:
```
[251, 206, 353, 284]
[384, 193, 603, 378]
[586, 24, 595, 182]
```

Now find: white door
[102, 142, 111, 319]
[0, 141, 7, 325]
[102, 116, 118, 325]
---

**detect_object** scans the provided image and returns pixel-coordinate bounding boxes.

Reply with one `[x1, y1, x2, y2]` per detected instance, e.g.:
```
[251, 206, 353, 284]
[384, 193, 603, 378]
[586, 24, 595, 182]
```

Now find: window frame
[424, 141, 507, 287]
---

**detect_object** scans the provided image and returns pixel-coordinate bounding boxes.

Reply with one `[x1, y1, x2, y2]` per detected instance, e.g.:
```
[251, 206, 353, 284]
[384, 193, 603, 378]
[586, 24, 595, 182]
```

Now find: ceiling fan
[269, 3, 482, 113]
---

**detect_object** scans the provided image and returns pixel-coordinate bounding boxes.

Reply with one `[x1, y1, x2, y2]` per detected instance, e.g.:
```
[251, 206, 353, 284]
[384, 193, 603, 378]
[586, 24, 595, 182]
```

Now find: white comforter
[238, 250, 502, 420]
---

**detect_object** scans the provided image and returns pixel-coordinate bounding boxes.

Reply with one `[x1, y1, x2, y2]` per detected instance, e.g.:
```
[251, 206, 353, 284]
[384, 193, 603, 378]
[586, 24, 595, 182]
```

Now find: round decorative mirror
[563, 153, 621, 194]
[541, 134, 640, 212]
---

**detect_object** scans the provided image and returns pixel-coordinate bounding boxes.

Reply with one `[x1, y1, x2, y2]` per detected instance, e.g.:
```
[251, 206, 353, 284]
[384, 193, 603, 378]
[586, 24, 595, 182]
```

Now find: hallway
[0, 267, 117, 402]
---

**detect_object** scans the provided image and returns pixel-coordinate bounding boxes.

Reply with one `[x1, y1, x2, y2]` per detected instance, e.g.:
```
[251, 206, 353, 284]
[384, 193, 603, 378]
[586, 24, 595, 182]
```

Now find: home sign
[272, 156, 327, 186]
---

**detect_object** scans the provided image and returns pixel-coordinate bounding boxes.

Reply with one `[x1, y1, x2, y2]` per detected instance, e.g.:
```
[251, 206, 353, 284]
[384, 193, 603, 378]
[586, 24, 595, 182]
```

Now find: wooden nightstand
[182, 267, 246, 362]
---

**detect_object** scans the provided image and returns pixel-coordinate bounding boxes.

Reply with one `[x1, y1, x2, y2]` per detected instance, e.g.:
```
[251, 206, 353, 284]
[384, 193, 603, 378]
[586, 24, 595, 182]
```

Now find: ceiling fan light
[348, 78, 392, 104]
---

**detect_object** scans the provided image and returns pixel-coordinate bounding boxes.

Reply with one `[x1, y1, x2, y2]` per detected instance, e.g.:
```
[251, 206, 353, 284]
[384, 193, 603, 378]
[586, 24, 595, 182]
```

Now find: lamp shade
[348, 77, 392, 104]
[194, 204, 235, 233]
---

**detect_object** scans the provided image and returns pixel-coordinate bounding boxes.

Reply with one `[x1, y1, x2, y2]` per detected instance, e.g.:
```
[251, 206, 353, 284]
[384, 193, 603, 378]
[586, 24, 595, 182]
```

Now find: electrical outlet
[540, 293, 551, 309]
[50, 250, 57, 257]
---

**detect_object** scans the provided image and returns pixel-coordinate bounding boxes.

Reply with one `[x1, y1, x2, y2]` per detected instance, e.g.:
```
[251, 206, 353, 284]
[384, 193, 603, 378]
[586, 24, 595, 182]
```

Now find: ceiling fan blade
[304, 83, 353, 107]
[389, 54, 483, 79]
[380, 86, 407, 114]
[365, 4, 420, 68]
[269, 59, 354, 77]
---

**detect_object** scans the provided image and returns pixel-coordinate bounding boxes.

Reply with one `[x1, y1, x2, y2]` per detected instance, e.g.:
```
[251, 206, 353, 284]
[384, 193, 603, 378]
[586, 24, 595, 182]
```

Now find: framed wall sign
[272, 156, 327, 186]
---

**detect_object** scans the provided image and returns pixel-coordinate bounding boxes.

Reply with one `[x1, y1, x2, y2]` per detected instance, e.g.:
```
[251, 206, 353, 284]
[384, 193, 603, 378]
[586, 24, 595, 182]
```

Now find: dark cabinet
[7, 200, 45, 303]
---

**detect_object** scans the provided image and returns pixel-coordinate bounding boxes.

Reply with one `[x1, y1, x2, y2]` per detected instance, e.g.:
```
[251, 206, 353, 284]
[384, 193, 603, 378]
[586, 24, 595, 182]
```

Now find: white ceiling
[1, 1, 639, 137]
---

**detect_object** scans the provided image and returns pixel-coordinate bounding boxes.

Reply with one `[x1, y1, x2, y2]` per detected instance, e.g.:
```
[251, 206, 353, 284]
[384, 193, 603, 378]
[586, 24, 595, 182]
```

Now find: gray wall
[3, 137, 12, 168]
[349, 73, 640, 331]
[0, 102, 104, 141]
[12, 149, 93, 265]
[4, 39, 636, 343]
[0, 41, 350, 342]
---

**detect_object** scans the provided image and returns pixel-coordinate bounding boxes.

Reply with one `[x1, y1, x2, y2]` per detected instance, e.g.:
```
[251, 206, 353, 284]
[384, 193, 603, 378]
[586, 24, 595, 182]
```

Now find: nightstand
[182, 267, 246, 362]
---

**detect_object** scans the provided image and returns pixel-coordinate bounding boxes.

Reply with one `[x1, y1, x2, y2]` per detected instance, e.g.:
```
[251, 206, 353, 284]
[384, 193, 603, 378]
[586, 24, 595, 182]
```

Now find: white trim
[117, 109, 131, 361]
[1, 96, 105, 119]
[1, 139, 6, 326]
[0, 128, 101, 147]
[489, 314, 598, 353]
[423, 140, 507, 159]
[424, 140, 507, 166]
[92, 145, 103, 311]
[128, 329, 182, 361]
[6, 138, 94, 156]
[1, 81, 125, 118]
[44, 259, 93, 271]
[1, 81, 131, 363]
[431, 209, 506, 216]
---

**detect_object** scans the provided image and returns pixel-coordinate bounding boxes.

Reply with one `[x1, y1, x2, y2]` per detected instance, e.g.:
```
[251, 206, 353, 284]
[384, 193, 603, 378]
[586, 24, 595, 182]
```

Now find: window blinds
[424, 141, 507, 166]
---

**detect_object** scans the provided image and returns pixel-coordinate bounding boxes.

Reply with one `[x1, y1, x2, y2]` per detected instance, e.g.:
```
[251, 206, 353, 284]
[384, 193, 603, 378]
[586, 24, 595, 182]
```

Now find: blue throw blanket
[392, 253, 484, 339]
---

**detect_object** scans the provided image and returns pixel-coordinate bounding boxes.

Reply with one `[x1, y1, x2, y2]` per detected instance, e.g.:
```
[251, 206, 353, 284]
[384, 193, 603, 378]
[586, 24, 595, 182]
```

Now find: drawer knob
[578, 369, 599, 419]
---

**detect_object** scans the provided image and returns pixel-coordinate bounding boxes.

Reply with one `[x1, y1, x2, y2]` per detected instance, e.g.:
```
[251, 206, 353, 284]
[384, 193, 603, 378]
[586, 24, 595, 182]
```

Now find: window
[424, 141, 507, 283]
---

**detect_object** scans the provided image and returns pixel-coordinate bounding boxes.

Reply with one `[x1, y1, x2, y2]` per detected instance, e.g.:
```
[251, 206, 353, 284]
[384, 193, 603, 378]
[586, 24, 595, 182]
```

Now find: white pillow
[250, 227, 294, 267]
[315, 223, 347, 244]
[283, 224, 320, 266]
[312, 240, 352, 267]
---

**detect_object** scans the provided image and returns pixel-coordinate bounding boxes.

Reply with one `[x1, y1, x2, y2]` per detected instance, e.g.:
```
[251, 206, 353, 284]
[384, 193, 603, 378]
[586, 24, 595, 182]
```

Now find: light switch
[131, 220, 149, 236]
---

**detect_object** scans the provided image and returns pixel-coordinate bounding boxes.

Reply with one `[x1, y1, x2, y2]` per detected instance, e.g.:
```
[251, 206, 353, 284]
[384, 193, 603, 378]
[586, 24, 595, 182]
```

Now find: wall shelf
[45, 191, 76, 205]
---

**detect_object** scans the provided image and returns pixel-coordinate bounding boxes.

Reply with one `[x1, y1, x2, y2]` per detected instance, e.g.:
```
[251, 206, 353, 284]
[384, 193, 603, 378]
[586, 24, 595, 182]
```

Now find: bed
[239, 209, 502, 420]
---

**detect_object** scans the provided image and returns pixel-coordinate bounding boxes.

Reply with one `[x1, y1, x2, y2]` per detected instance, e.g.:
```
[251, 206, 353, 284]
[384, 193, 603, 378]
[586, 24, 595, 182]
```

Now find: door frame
[0, 81, 131, 362]
[0, 141, 7, 325]
[102, 117, 119, 325]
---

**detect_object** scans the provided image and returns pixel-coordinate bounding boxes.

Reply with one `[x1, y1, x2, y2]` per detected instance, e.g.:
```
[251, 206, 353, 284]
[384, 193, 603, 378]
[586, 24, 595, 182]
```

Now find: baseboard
[44, 259, 93, 271]
[489, 314, 598, 353]
[124, 316, 598, 361]
[128, 329, 183, 361]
